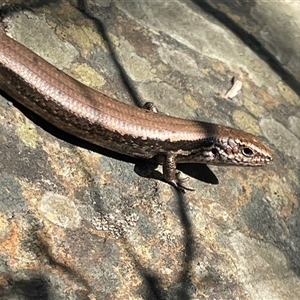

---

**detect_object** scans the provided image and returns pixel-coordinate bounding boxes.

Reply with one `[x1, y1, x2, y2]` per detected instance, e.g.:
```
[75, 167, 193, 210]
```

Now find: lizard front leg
[163, 152, 195, 193]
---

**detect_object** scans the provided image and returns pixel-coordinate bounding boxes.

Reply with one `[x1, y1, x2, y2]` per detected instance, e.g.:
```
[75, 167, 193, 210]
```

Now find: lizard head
[212, 135, 273, 166]
[191, 131, 274, 166]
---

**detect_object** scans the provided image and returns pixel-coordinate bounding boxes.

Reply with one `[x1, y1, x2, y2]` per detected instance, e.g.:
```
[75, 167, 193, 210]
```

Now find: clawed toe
[168, 179, 195, 193]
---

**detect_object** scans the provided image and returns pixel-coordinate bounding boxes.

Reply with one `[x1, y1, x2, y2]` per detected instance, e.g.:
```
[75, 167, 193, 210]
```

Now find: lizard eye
[242, 147, 254, 157]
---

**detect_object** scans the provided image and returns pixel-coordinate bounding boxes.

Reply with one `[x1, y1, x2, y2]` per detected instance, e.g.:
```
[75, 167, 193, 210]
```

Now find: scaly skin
[0, 27, 273, 191]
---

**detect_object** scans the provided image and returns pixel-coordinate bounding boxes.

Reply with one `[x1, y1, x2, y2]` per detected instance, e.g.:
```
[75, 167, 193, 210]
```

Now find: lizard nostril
[211, 148, 218, 157]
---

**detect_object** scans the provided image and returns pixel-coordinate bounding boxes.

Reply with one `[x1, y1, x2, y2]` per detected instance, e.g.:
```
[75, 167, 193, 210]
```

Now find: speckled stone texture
[0, 0, 299, 299]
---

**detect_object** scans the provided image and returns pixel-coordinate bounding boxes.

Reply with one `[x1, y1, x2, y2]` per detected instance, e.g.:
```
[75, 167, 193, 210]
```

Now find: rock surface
[0, 0, 299, 299]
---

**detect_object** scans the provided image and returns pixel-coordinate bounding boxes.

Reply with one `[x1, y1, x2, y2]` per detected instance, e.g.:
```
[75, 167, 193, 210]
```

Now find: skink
[0, 27, 273, 191]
